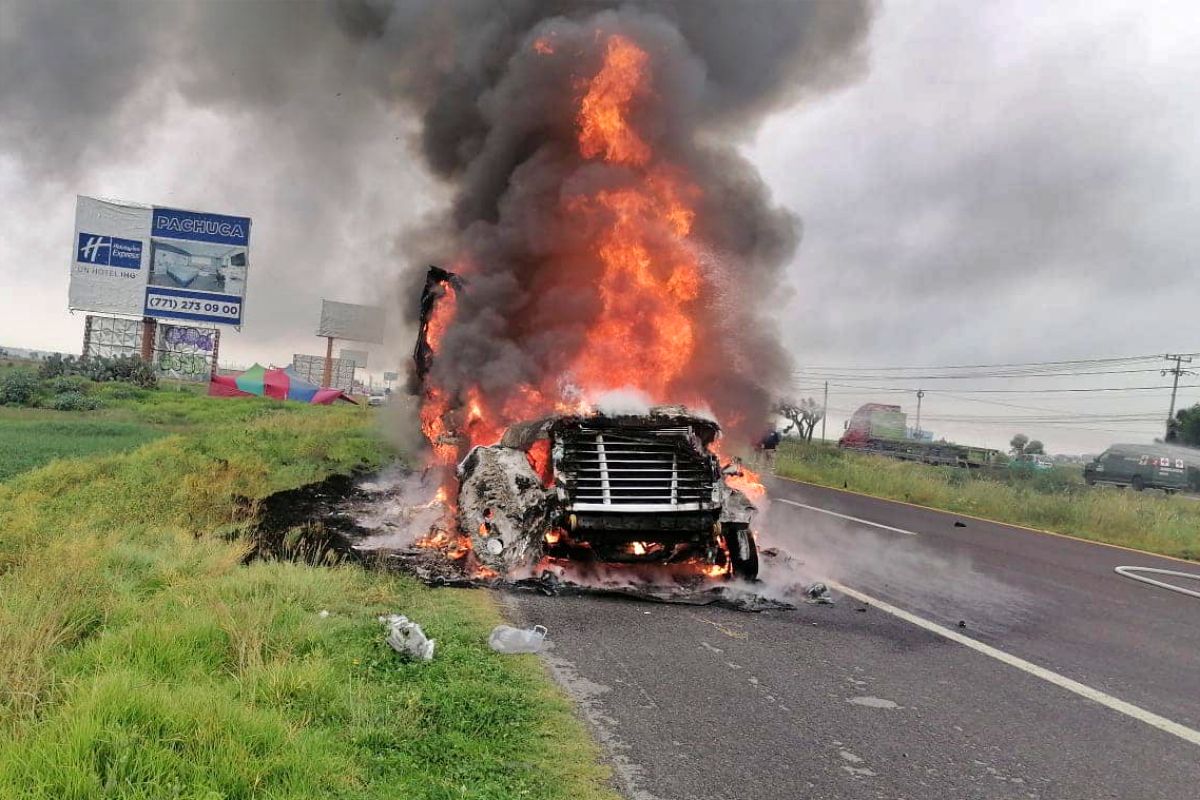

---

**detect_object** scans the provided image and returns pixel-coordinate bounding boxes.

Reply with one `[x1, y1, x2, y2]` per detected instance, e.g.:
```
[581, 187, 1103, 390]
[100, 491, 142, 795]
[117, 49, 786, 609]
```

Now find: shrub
[100, 383, 150, 401]
[49, 391, 102, 411]
[0, 369, 39, 406]
[39, 354, 158, 389]
[43, 375, 90, 395]
[90, 355, 158, 388]
[37, 353, 90, 380]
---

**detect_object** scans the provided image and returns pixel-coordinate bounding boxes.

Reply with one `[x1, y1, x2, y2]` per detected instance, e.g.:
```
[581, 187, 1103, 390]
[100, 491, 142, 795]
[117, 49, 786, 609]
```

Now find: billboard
[71, 196, 251, 327]
[316, 300, 384, 343]
[292, 354, 355, 393]
[339, 348, 369, 368]
[82, 315, 219, 382]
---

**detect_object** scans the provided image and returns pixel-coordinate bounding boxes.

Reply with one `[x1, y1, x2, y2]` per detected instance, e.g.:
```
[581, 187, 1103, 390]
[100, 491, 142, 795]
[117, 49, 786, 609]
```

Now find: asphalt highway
[506, 478, 1200, 800]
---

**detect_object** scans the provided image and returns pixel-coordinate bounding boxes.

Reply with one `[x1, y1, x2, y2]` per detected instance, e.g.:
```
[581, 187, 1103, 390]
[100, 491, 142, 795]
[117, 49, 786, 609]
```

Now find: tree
[1025, 440, 1045, 455]
[1169, 404, 1200, 448]
[1009, 433, 1029, 455]
[777, 397, 825, 442]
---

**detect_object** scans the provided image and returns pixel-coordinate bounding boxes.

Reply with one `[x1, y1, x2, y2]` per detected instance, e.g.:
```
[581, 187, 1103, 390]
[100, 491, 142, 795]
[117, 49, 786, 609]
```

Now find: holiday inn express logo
[76, 232, 142, 269]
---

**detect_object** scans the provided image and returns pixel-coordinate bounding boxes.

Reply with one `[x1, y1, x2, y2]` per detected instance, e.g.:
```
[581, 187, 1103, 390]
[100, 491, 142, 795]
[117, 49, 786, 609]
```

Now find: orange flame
[464, 386, 504, 448]
[526, 439, 553, 486]
[578, 34, 651, 165]
[421, 33, 705, 441]
[569, 34, 701, 401]
[426, 281, 457, 356]
[420, 386, 457, 465]
[725, 461, 766, 504]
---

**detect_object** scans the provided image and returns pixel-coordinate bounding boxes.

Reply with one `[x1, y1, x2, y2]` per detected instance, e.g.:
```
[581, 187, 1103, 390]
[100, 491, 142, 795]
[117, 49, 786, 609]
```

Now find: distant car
[1083, 444, 1192, 494]
[1007, 453, 1053, 473]
[367, 392, 387, 407]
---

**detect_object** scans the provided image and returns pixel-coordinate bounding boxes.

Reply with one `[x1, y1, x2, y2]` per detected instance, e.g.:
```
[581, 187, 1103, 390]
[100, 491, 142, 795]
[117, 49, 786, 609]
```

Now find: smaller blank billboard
[292, 354, 355, 393]
[317, 300, 384, 343]
[339, 349, 369, 368]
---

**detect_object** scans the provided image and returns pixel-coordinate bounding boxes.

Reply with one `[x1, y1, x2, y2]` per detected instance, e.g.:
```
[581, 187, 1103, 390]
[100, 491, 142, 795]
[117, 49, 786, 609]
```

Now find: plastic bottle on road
[488, 624, 548, 654]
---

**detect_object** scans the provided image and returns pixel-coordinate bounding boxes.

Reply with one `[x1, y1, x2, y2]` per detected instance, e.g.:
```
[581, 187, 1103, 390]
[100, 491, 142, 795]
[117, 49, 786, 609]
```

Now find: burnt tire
[1131, 475, 1145, 492]
[723, 526, 759, 581]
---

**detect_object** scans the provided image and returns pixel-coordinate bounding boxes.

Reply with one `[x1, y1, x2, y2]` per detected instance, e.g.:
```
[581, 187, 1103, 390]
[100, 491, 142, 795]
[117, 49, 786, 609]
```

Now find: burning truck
[392, 24, 820, 587]
[413, 267, 762, 582]
[458, 406, 760, 580]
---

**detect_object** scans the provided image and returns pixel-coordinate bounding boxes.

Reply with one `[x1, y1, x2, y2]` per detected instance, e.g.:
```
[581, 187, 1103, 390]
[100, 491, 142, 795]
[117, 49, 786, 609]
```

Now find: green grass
[0, 410, 166, 481]
[0, 390, 616, 800]
[776, 439, 1200, 560]
[0, 381, 356, 483]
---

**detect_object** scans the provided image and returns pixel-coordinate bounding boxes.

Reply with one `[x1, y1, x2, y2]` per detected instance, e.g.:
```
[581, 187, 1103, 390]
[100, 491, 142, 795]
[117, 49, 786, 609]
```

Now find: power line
[792, 353, 1186, 372]
[919, 414, 1162, 423]
[792, 381, 1200, 395]
[793, 367, 1163, 380]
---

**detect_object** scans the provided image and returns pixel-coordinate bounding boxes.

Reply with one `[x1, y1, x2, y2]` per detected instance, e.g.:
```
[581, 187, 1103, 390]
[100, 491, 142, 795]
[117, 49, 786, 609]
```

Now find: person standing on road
[759, 428, 781, 471]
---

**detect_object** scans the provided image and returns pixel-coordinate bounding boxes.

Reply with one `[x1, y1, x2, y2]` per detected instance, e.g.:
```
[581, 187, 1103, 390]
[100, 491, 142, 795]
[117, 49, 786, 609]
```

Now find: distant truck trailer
[839, 402, 998, 468]
[1083, 444, 1200, 494]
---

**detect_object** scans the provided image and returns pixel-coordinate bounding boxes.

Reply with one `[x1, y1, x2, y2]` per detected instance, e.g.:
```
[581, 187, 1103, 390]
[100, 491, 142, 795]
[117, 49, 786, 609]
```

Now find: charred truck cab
[456, 406, 759, 580]
[414, 267, 758, 580]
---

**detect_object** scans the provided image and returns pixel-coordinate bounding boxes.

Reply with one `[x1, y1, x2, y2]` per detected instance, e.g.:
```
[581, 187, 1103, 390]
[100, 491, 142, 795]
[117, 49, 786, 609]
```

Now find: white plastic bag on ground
[379, 614, 436, 661]
[488, 624, 548, 654]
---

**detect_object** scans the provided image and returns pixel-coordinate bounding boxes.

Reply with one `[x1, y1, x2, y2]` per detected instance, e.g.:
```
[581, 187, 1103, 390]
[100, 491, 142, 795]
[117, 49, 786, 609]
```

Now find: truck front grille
[560, 428, 715, 512]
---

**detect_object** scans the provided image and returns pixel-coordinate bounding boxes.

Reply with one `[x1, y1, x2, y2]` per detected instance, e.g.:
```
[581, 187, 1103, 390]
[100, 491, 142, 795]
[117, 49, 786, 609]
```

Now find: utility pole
[1162, 354, 1195, 440]
[915, 388, 925, 438]
[821, 381, 828, 442]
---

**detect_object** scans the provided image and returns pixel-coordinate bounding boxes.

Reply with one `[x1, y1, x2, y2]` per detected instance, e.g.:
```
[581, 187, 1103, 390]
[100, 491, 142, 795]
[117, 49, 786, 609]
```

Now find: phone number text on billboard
[145, 287, 242, 325]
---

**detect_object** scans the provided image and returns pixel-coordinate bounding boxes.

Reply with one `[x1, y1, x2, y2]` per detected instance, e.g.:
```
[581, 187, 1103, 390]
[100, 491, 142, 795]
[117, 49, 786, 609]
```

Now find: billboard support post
[140, 317, 157, 362]
[322, 336, 335, 387]
[210, 329, 221, 379]
[82, 315, 95, 357]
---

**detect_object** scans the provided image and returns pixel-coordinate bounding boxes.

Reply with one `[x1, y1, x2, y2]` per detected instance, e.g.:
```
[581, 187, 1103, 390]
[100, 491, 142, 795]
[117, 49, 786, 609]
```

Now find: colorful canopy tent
[208, 364, 355, 405]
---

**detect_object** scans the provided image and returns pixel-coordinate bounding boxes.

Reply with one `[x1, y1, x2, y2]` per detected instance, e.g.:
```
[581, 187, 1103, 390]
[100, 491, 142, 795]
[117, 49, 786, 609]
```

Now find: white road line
[829, 580, 1200, 748]
[775, 497, 918, 536]
[1114, 566, 1200, 600]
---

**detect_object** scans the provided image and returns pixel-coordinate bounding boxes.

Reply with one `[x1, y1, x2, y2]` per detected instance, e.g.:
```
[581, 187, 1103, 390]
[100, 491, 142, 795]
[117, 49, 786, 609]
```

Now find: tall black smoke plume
[334, 0, 874, 440]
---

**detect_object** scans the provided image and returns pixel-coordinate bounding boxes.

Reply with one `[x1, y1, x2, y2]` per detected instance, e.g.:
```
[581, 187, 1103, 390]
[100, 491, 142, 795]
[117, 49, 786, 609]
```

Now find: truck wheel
[1131, 475, 1145, 492]
[723, 526, 759, 581]
[1085, 477, 1096, 486]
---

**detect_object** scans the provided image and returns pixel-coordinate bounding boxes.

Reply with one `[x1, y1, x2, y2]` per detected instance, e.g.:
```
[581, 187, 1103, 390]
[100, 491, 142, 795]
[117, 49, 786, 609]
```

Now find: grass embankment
[776, 440, 1200, 560]
[0, 390, 615, 799]
[0, 382, 333, 481]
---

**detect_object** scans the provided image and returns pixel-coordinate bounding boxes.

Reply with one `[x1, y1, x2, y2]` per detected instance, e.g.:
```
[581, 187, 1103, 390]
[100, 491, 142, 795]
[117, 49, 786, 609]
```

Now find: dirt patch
[242, 471, 370, 565]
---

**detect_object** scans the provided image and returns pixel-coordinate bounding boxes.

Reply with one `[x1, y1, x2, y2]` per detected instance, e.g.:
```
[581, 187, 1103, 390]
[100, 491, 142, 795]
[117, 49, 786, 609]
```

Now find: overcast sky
[2, 0, 1197, 453]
